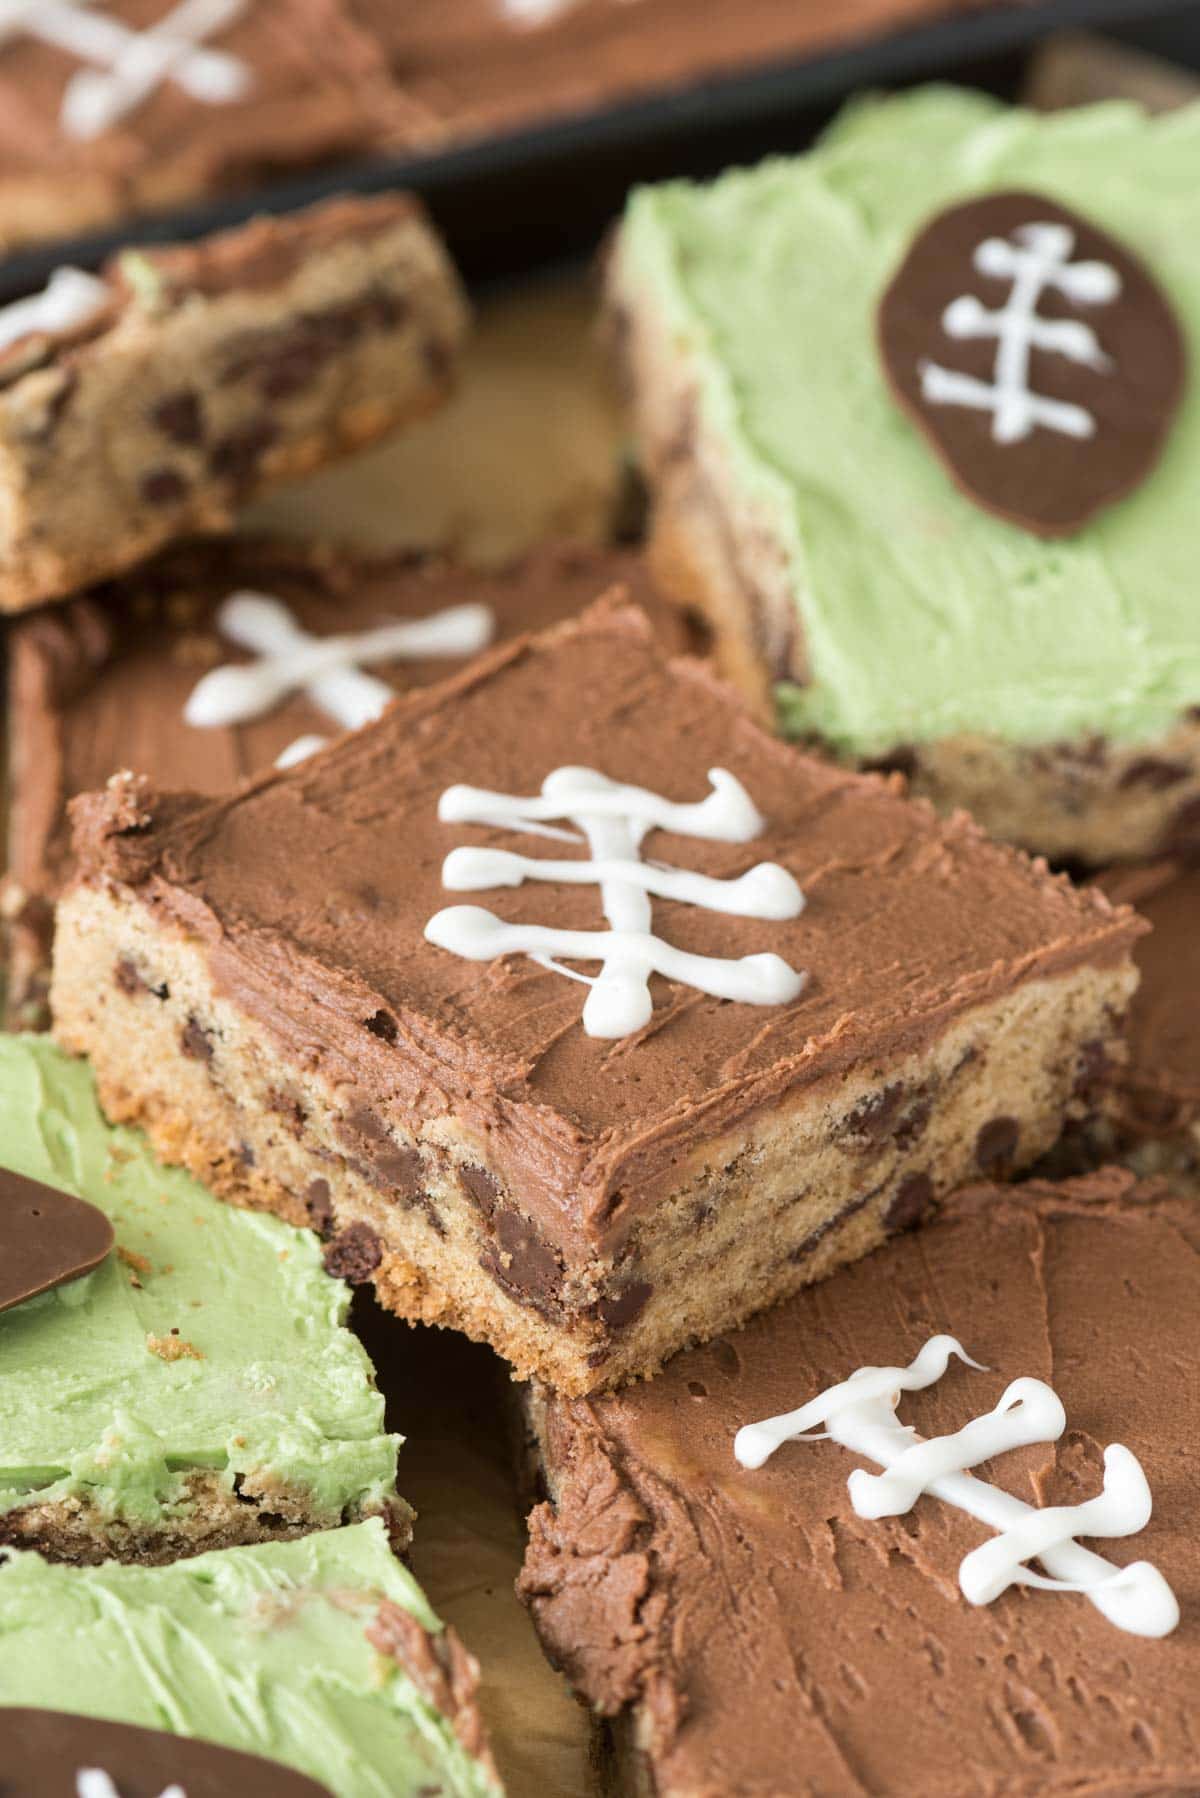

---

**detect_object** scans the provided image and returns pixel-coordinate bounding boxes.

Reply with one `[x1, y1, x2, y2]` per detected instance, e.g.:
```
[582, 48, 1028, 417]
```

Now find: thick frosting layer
[10, 536, 679, 913]
[0, 1519, 499, 1797]
[0, 1034, 398, 1527]
[1095, 860, 1200, 1137]
[620, 88, 1200, 753]
[72, 603, 1140, 1250]
[521, 1170, 1200, 1795]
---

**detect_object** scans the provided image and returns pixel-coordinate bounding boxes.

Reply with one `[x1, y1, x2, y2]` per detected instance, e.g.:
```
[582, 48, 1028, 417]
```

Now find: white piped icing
[733, 1334, 1179, 1640]
[920, 221, 1120, 442]
[0, 0, 251, 141]
[0, 266, 108, 354]
[76, 1774, 185, 1798]
[184, 590, 495, 768]
[426, 766, 806, 1039]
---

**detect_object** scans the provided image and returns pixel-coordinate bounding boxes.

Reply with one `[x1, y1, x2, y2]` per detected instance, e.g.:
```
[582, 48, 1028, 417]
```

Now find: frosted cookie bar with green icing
[0, 1519, 502, 1797]
[0, 1034, 403, 1564]
[609, 87, 1200, 863]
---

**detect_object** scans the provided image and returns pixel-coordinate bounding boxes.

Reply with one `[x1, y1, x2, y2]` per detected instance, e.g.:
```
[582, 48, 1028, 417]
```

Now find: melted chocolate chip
[1073, 1037, 1112, 1101]
[976, 1116, 1019, 1174]
[0, 1167, 115, 1313]
[593, 1280, 653, 1334]
[180, 1014, 214, 1062]
[114, 955, 143, 996]
[886, 1171, 935, 1233]
[152, 388, 205, 445]
[459, 1164, 500, 1220]
[305, 1177, 334, 1237]
[1118, 756, 1191, 791]
[338, 1108, 424, 1200]
[364, 1008, 398, 1044]
[209, 417, 277, 494]
[480, 1209, 564, 1320]
[139, 465, 189, 507]
[323, 1221, 383, 1284]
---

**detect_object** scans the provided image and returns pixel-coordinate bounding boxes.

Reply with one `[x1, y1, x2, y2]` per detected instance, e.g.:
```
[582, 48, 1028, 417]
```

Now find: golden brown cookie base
[53, 882, 1135, 1396]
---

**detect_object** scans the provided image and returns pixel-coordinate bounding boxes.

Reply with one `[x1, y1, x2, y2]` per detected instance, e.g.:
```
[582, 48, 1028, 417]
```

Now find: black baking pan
[0, 0, 1197, 299]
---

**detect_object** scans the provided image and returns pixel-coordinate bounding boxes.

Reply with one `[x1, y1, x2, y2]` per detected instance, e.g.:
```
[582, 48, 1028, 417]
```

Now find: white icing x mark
[0, 266, 108, 355]
[184, 590, 495, 768]
[0, 0, 251, 141]
[735, 1335, 1178, 1639]
[426, 766, 807, 1039]
[77, 1772, 185, 1798]
[921, 221, 1121, 443]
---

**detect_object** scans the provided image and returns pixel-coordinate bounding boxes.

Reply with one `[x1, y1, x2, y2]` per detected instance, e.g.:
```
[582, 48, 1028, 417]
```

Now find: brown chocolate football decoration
[0, 1166, 114, 1313]
[2, 1709, 334, 1797]
[877, 189, 1185, 536]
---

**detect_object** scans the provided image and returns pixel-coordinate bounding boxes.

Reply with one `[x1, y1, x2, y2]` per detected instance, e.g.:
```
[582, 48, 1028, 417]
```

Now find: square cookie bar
[0, 1519, 500, 1796]
[52, 603, 1141, 1395]
[610, 87, 1200, 863]
[0, 0, 399, 253]
[0, 191, 468, 612]
[0, 1032, 402, 1565]
[4, 536, 677, 1026]
[519, 1168, 1199, 1796]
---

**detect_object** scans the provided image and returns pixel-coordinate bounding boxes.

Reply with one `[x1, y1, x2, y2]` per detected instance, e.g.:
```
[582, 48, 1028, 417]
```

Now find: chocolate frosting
[1, 1709, 333, 1798]
[0, 0, 398, 248]
[10, 537, 684, 1005]
[70, 602, 1141, 1257]
[1095, 861, 1200, 1138]
[520, 1169, 1200, 1795]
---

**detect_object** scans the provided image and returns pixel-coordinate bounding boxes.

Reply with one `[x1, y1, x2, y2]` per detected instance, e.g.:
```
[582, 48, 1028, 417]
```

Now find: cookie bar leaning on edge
[0, 1519, 501, 1797]
[0, 1032, 404, 1565]
[51, 602, 1143, 1396]
[608, 87, 1200, 863]
[518, 1168, 1199, 1796]
[0, 190, 468, 612]
[4, 536, 686, 1027]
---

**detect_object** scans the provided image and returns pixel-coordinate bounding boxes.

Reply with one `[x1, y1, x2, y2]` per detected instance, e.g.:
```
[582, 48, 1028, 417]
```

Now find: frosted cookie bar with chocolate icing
[0, 191, 468, 613]
[51, 601, 1141, 1394]
[609, 87, 1200, 863]
[519, 1167, 1199, 1795]
[0, 1519, 501, 1796]
[0, 1032, 404, 1566]
[4, 536, 681, 1027]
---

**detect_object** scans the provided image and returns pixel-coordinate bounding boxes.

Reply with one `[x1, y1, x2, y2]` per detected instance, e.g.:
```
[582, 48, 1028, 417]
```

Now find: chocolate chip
[139, 466, 188, 506]
[305, 1178, 334, 1238]
[180, 1014, 214, 1062]
[863, 745, 919, 782]
[1073, 1038, 1111, 1101]
[152, 389, 204, 445]
[114, 956, 143, 996]
[323, 1221, 383, 1284]
[886, 1172, 934, 1233]
[363, 1009, 398, 1044]
[593, 1280, 652, 1334]
[842, 1084, 906, 1143]
[1119, 756, 1190, 790]
[209, 417, 276, 493]
[459, 1163, 500, 1219]
[976, 1116, 1019, 1174]
[480, 1209, 564, 1320]
[338, 1109, 424, 1200]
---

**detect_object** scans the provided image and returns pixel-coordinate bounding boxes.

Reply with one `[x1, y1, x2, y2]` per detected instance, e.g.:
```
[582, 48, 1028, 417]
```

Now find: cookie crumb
[146, 1331, 203, 1362]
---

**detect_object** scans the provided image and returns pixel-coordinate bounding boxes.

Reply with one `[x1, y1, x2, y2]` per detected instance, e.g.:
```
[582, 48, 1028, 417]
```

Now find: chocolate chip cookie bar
[51, 602, 1142, 1395]
[0, 1032, 403, 1566]
[0, 1520, 500, 1796]
[519, 1168, 1199, 1796]
[0, 191, 468, 613]
[4, 536, 680, 1027]
[610, 87, 1200, 862]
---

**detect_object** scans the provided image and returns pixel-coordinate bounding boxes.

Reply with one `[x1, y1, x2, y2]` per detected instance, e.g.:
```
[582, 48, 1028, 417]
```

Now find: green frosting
[0, 1520, 499, 1797]
[0, 1036, 398, 1528]
[621, 88, 1200, 754]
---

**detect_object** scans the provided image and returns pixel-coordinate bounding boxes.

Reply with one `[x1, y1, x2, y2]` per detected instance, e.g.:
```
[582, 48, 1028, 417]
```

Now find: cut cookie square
[0, 0, 399, 253]
[0, 1032, 404, 1565]
[0, 191, 468, 613]
[519, 1168, 1200, 1796]
[609, 87, 1200, 863]
[0, 1518, 501, 1796]
[4, 536, 680, 1026]
[52, 601, 1142, 1395]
